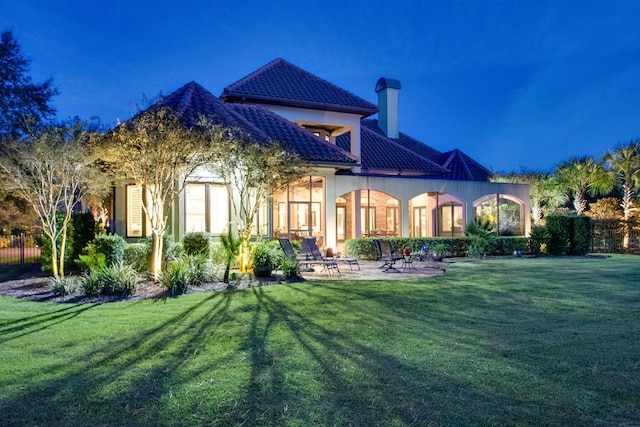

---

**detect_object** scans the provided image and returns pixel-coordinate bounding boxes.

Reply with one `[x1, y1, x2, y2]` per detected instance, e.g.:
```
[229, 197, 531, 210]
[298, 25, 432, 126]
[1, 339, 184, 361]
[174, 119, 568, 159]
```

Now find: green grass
[1, 255, 639, 426]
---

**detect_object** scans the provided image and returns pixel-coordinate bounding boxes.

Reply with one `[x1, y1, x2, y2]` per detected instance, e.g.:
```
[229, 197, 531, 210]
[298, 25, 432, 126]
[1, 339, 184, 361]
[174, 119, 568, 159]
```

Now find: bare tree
[202, 124, 310, 273]
[97, 107, 219, 281]
[0, 121, 103, 277]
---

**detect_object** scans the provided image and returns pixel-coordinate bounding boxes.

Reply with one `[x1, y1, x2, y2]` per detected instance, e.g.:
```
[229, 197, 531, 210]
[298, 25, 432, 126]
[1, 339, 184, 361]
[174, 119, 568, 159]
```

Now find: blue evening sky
[2, 1, 639, 173]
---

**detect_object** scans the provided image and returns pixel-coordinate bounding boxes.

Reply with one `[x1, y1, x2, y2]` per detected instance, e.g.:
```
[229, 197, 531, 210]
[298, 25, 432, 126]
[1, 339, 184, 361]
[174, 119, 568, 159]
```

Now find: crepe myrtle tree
[96, 107, 220, 281]
[202, 123, 310, 273]
[0, 121, 105, 278]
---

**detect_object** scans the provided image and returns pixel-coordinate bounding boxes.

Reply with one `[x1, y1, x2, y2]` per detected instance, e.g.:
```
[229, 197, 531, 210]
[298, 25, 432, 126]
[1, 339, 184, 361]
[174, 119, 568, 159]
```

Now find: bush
[75, 246, 107, 273]
[182, 231, 212, 256]
[48, 276, 80, 296]
[250, 239, 279, 271]
[160, 258, 192, 296]
[465, 217, 495, 258]
[529, 226, 550, 256]
[92, 234, 127, 266]
[571, 216, 593, 255]
[345, 238, 377, 260]
[280, 257, 300, 279]
[124, 242, 150, 273]
[80, 263, 140, 297]
[546, 215, 572, 255]
[70, 212, 96, 264]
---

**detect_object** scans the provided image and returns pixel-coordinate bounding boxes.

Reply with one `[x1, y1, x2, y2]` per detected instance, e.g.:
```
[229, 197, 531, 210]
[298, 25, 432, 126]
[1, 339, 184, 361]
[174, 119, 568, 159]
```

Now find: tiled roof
[156, 81, 357, 166]
[226, 103, 358, 165]
[337, 120, 448, 176]
[438, 149, 493, 181]
[221, 58, 378, 117]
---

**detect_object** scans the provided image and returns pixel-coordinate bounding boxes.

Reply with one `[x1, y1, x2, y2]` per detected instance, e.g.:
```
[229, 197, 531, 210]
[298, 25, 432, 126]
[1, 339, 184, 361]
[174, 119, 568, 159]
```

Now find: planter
[253, 265, 272, 277]
[513, 250, 522, 258]
[431, 253, 444, 262]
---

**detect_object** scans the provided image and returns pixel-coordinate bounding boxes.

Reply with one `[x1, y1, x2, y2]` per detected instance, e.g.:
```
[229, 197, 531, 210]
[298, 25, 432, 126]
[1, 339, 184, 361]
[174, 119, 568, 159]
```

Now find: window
[185, 184, 206, 232]
[440, 203, 463, 237]
[183, 183, 229, 234]
[413, 206, 427, 237]
[209, 185, 229, 234]
[361, 207, 376, 235]
[336, 206, 346, 241]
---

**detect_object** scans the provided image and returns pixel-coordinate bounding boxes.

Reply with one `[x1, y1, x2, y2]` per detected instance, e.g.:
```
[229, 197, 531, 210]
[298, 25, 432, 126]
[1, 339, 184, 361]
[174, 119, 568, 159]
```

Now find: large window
[474, 195, 524, 236]
[272, 176, 325, 245]
[184, 183, 229, 234]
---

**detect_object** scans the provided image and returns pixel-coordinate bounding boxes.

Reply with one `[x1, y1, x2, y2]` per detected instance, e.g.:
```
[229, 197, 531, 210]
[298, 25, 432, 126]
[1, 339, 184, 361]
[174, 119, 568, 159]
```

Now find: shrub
[529, 226, 550, 256]
[280, 257, 300, 279]
[160, 258, 192, 296]
[81, 263, 140, 296]
[159, 253, 217, 296]
[70, 212, 96, 264]
[345, 238, 377, 260]
[75, 246, 107, 273]
[250, 239, 279, 275]
[571, 216, 593, 255]
[124, 242, 150, 273]
[546, 215, 571, 255]
[465, 217, 495, 258]
[48, 276, 80, 296]
[182, 231, 212, 256]
[92, 234, 127, 266]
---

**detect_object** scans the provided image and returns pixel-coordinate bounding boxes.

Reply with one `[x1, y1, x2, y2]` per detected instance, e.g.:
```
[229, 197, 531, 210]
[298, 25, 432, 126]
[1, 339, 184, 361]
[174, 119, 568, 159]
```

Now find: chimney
[375, 77, 401, 138]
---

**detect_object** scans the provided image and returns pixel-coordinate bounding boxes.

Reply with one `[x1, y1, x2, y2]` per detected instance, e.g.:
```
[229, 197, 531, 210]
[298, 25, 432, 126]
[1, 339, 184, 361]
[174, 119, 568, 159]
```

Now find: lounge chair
[373, 239, 402, 273]
[278, 238, 314, 272]
[301, 236, 340, 276]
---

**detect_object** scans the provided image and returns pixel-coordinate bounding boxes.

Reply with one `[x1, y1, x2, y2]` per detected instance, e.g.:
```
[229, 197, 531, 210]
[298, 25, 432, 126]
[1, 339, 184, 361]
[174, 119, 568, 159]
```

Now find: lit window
[127, 185, 144, 237]
[185, 184, 206, 232]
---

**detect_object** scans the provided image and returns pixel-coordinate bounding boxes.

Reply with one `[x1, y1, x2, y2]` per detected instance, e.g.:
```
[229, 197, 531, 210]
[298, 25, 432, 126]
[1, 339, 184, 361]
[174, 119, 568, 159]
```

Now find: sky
[2, 1, 639, 173]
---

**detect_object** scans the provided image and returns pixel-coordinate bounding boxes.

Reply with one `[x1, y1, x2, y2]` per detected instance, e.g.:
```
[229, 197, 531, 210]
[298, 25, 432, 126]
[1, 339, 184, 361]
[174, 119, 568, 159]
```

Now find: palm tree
[604, 139, 640, 249]
[554, 156, 614, 215]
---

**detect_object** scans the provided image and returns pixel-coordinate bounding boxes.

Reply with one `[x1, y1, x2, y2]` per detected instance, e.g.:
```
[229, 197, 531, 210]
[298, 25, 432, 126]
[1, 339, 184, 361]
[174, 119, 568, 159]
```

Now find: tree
[202, 124, 310, 273]
[604, 139, 640, 249]
[0, 121, 103, 277]
[554, 156, 614, 215]
[0, 30, 58, 139]
[97, 107, 219, 281]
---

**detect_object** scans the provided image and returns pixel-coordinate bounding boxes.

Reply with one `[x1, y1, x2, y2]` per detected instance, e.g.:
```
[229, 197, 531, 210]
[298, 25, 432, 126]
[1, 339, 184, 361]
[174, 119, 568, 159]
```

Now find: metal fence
[592, 223, 640, 254]
[0, 233, 42, 265]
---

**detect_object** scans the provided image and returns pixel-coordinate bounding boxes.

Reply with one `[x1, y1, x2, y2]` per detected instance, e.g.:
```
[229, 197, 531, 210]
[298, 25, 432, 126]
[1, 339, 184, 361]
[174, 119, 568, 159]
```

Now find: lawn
[0, 255, 639, 426]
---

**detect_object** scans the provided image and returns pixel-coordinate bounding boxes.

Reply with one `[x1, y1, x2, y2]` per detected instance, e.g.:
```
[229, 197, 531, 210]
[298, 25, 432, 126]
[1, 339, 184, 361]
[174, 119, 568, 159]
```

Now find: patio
[298, 258, 447, 280]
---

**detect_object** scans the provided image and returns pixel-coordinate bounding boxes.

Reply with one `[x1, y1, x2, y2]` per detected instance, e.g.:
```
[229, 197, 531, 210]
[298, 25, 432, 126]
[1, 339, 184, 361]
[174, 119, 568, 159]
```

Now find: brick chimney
[375, 77, 401, 138]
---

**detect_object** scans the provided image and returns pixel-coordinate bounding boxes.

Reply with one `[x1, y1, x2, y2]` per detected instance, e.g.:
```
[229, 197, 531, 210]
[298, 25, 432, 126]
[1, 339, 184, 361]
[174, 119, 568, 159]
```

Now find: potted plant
[251, 240, 276, 277]
[429, 242, 449, 262]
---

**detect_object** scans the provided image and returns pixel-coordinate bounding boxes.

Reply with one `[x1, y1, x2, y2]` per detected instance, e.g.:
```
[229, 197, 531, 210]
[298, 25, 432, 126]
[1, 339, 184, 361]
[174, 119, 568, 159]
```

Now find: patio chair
[302, 236, 360, 271]
[278, 238, 314, 272]
[373, 239, 402, 273]
[301, 236, 340, 276]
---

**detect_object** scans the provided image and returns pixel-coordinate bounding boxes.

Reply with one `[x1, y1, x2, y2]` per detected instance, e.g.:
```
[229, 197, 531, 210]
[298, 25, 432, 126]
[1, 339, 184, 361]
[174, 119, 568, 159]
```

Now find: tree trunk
[573, 192, 587, 216]
[151, 232, 164, 282]
[59, 227, 67, 277]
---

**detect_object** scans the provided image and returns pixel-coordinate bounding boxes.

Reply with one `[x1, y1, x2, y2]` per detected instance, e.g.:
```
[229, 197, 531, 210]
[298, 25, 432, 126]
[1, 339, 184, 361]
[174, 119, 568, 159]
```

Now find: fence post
[20, 232, 25, 264]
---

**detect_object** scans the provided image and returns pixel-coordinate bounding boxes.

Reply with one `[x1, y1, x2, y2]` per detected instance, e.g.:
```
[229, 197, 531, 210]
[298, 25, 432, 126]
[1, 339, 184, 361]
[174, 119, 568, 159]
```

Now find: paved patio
[298, 258, 447, 281]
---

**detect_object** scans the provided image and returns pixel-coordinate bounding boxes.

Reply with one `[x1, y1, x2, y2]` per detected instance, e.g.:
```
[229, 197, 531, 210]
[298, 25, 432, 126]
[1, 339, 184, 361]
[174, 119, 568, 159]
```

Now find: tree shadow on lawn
[1, 261, 638, 426]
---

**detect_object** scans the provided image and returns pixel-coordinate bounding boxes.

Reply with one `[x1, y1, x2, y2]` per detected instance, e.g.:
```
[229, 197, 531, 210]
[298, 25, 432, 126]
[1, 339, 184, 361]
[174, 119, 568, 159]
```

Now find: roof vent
[375, 78, 401, 138]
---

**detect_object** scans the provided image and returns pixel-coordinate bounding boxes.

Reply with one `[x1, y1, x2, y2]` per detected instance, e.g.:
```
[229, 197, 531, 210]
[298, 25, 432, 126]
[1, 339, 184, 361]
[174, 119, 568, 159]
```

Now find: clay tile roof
[155, 81, 357, 166]
[337, 120, 448, 175]
[226, 103, 358, 165]
[438, 149, 493, 181]
[221, 58, 378, 117]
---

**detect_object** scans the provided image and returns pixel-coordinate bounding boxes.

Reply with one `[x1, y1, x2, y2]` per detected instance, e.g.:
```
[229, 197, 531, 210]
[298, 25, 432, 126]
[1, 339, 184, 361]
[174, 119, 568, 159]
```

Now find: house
[112, 58, 530, 251]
